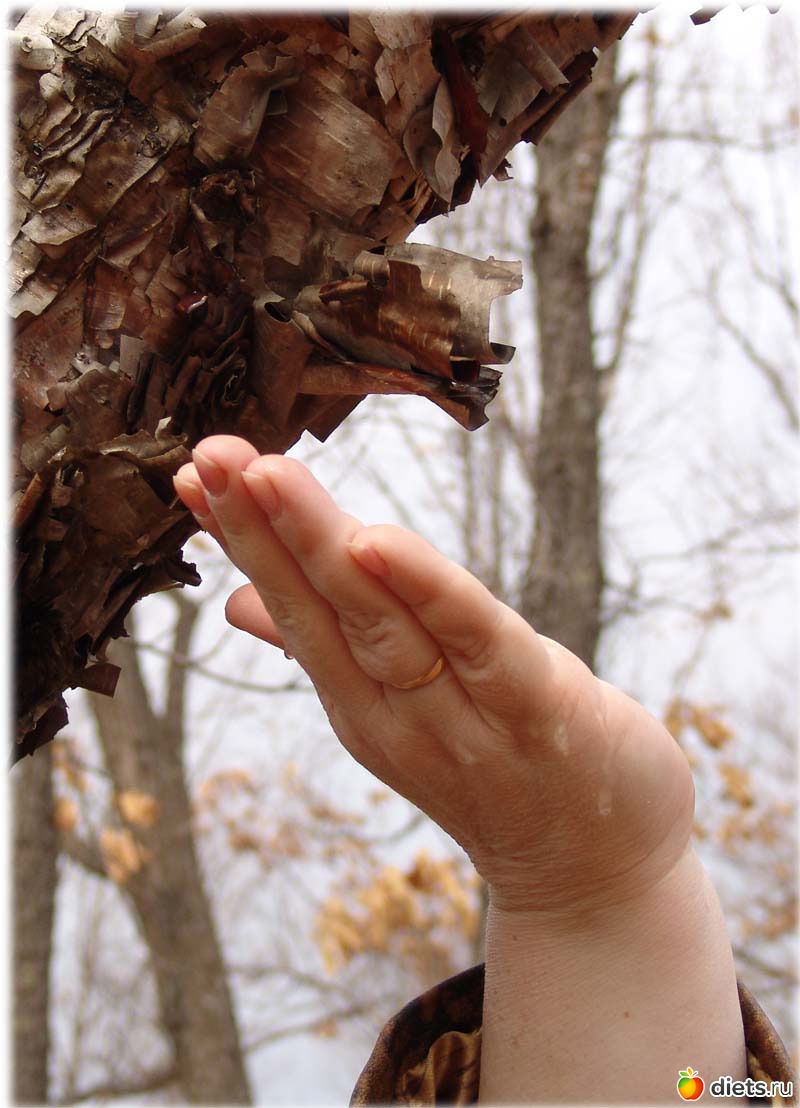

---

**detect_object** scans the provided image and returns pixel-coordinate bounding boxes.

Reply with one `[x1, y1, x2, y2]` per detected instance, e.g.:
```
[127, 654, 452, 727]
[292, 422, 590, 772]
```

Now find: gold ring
[388, 656, 445, 691]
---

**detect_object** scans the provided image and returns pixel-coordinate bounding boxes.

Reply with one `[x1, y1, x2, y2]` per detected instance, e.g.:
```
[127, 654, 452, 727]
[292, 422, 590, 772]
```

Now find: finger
[241, 454, 450, 691]
[173, 468, 230, 552]
[192, 439, 505, 794]
[190, 436, 379, 709]
[344, 523, 568, 729]
[226, 584, 286, 650]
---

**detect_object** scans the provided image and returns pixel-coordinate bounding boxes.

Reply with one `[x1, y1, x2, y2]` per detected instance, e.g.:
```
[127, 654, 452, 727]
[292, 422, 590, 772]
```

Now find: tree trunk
[520, 46, 622, 668]
[86, 604, 252, 1104]
[11, 9, 634, 759]
[13, 744, 56, 1104]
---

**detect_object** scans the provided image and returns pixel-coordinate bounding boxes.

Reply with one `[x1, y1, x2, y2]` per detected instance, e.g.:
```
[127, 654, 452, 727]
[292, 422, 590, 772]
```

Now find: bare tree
[13, 746, 57, 1105]
[56, 598, 252, 1104]
[520, 45, 624, 665]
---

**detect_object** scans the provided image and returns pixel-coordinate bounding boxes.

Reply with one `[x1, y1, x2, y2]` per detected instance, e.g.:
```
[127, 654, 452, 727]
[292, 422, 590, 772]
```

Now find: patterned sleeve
[351, 965, 796, 1106]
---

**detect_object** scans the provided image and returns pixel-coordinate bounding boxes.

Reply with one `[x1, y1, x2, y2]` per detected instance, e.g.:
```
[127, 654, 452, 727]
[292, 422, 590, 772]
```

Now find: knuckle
[264, 594, 307, 634]
[216, 515, 252, 544]
[355, 522, 403, 545]
[447, 602, 506, 670]
[337, 609, 397, 653]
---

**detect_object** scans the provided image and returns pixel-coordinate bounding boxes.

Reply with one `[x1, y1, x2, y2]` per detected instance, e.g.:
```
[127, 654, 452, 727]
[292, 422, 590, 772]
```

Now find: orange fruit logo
[677, 1068, 704, 1100]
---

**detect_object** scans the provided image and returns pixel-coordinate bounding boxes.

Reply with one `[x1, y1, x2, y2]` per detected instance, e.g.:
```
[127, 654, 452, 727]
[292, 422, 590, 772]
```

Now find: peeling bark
[12, 10, 635, 757]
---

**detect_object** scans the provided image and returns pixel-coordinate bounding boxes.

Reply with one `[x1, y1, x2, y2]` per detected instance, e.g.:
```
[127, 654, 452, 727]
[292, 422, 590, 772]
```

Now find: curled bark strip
[11, 9, 634, 757]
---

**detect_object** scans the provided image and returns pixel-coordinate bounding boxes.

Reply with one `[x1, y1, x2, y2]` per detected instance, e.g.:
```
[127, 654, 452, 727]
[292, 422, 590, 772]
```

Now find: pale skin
[173, 434, 747, 1104]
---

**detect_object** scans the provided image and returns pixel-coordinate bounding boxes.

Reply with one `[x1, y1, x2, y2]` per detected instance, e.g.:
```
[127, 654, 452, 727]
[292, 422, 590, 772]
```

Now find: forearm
[479, 847, 747, 1104]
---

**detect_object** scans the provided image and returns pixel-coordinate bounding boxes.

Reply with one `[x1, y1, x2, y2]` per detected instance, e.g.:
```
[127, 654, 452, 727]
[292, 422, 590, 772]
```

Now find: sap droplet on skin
[597, 785, 612, 817]
[551, 721, 569, 755]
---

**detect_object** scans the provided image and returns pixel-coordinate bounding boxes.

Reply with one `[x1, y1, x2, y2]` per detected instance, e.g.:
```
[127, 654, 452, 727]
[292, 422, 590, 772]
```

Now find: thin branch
[128, 639, 313, 695]
[61, 885, 107, 1103]
[458, 417, 479, 575]
[57, 1062, 177, 1105]
[394, 412, 462, 527]
[356, 809, 427, 845]
[598, 32, 657, 402]
[635, 507, 797, 565]
[614, 127, 795, 154]
[359, 462, 419, 531]
[58, 828, 107, 880]
[708, 290, 798, 431]
[164, 594, 202, 742]
[229, 964, 343, 994]
[243, 1002, 376, 1053]
[733, 946, 799, 986]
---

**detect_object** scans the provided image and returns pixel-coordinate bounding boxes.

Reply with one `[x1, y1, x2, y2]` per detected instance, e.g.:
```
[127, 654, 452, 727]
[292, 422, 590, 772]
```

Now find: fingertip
[175, 462, 199, 484]
[173, 472, 212, 518]
[346, 541, 391, 578]
[245, 451, 301, 471]
[194, 434, 258, 457]
[244, 453, 312, 489]
[191, 436, 261, 486]
[241, 469, 282, 519]
[225, 585, 284, 647]
[224, 584, 248, 619]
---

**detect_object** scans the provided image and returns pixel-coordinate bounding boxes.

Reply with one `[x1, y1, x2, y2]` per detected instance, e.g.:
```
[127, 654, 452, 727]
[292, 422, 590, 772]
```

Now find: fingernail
[347, 542, 390, 578]
[192, 450, 228, 497]
[242, 469, 282, 519]
[173, 473, 201, 498]
[173, 474, 211, 518]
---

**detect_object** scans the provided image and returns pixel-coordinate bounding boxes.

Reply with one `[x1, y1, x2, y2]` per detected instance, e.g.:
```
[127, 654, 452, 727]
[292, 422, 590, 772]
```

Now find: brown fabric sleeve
[351, 964, 797, 1106]
[738, 982, 797, 1104]
[350, 964, 483, 1105]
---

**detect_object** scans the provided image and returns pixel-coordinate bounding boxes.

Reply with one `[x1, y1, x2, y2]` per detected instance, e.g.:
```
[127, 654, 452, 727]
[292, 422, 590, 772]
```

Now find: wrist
[479, 848, 746, 1103]
[485, 842, 702, 940]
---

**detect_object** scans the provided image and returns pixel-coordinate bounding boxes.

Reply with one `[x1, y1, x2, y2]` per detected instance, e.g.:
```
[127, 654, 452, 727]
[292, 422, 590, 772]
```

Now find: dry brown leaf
[314, 1018, 339, 1039]
[52, 796, 78, 833]
[315, 850, 479, 974]
[266, 820, 304, 859]
[718, 763, 755, 809]
[197, 768, 257, 806]
[690, 705, 734, 749]
[663, 698, 733, 750]
[100, 826, 152, 884]
[663, 697, 686, 741]
[115, 789, 160, 828]
[228, 828, 262, 853]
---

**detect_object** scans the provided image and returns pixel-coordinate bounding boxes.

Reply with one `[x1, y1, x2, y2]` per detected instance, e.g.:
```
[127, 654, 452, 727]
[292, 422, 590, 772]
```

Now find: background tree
[62, 601, 251, 1104]
[13, 747, 57, 1105]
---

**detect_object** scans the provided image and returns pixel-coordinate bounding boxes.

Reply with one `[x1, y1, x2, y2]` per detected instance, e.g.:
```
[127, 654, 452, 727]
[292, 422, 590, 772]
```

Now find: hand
[173, 434, 695, 917]
[175, 435, 747, 1104]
